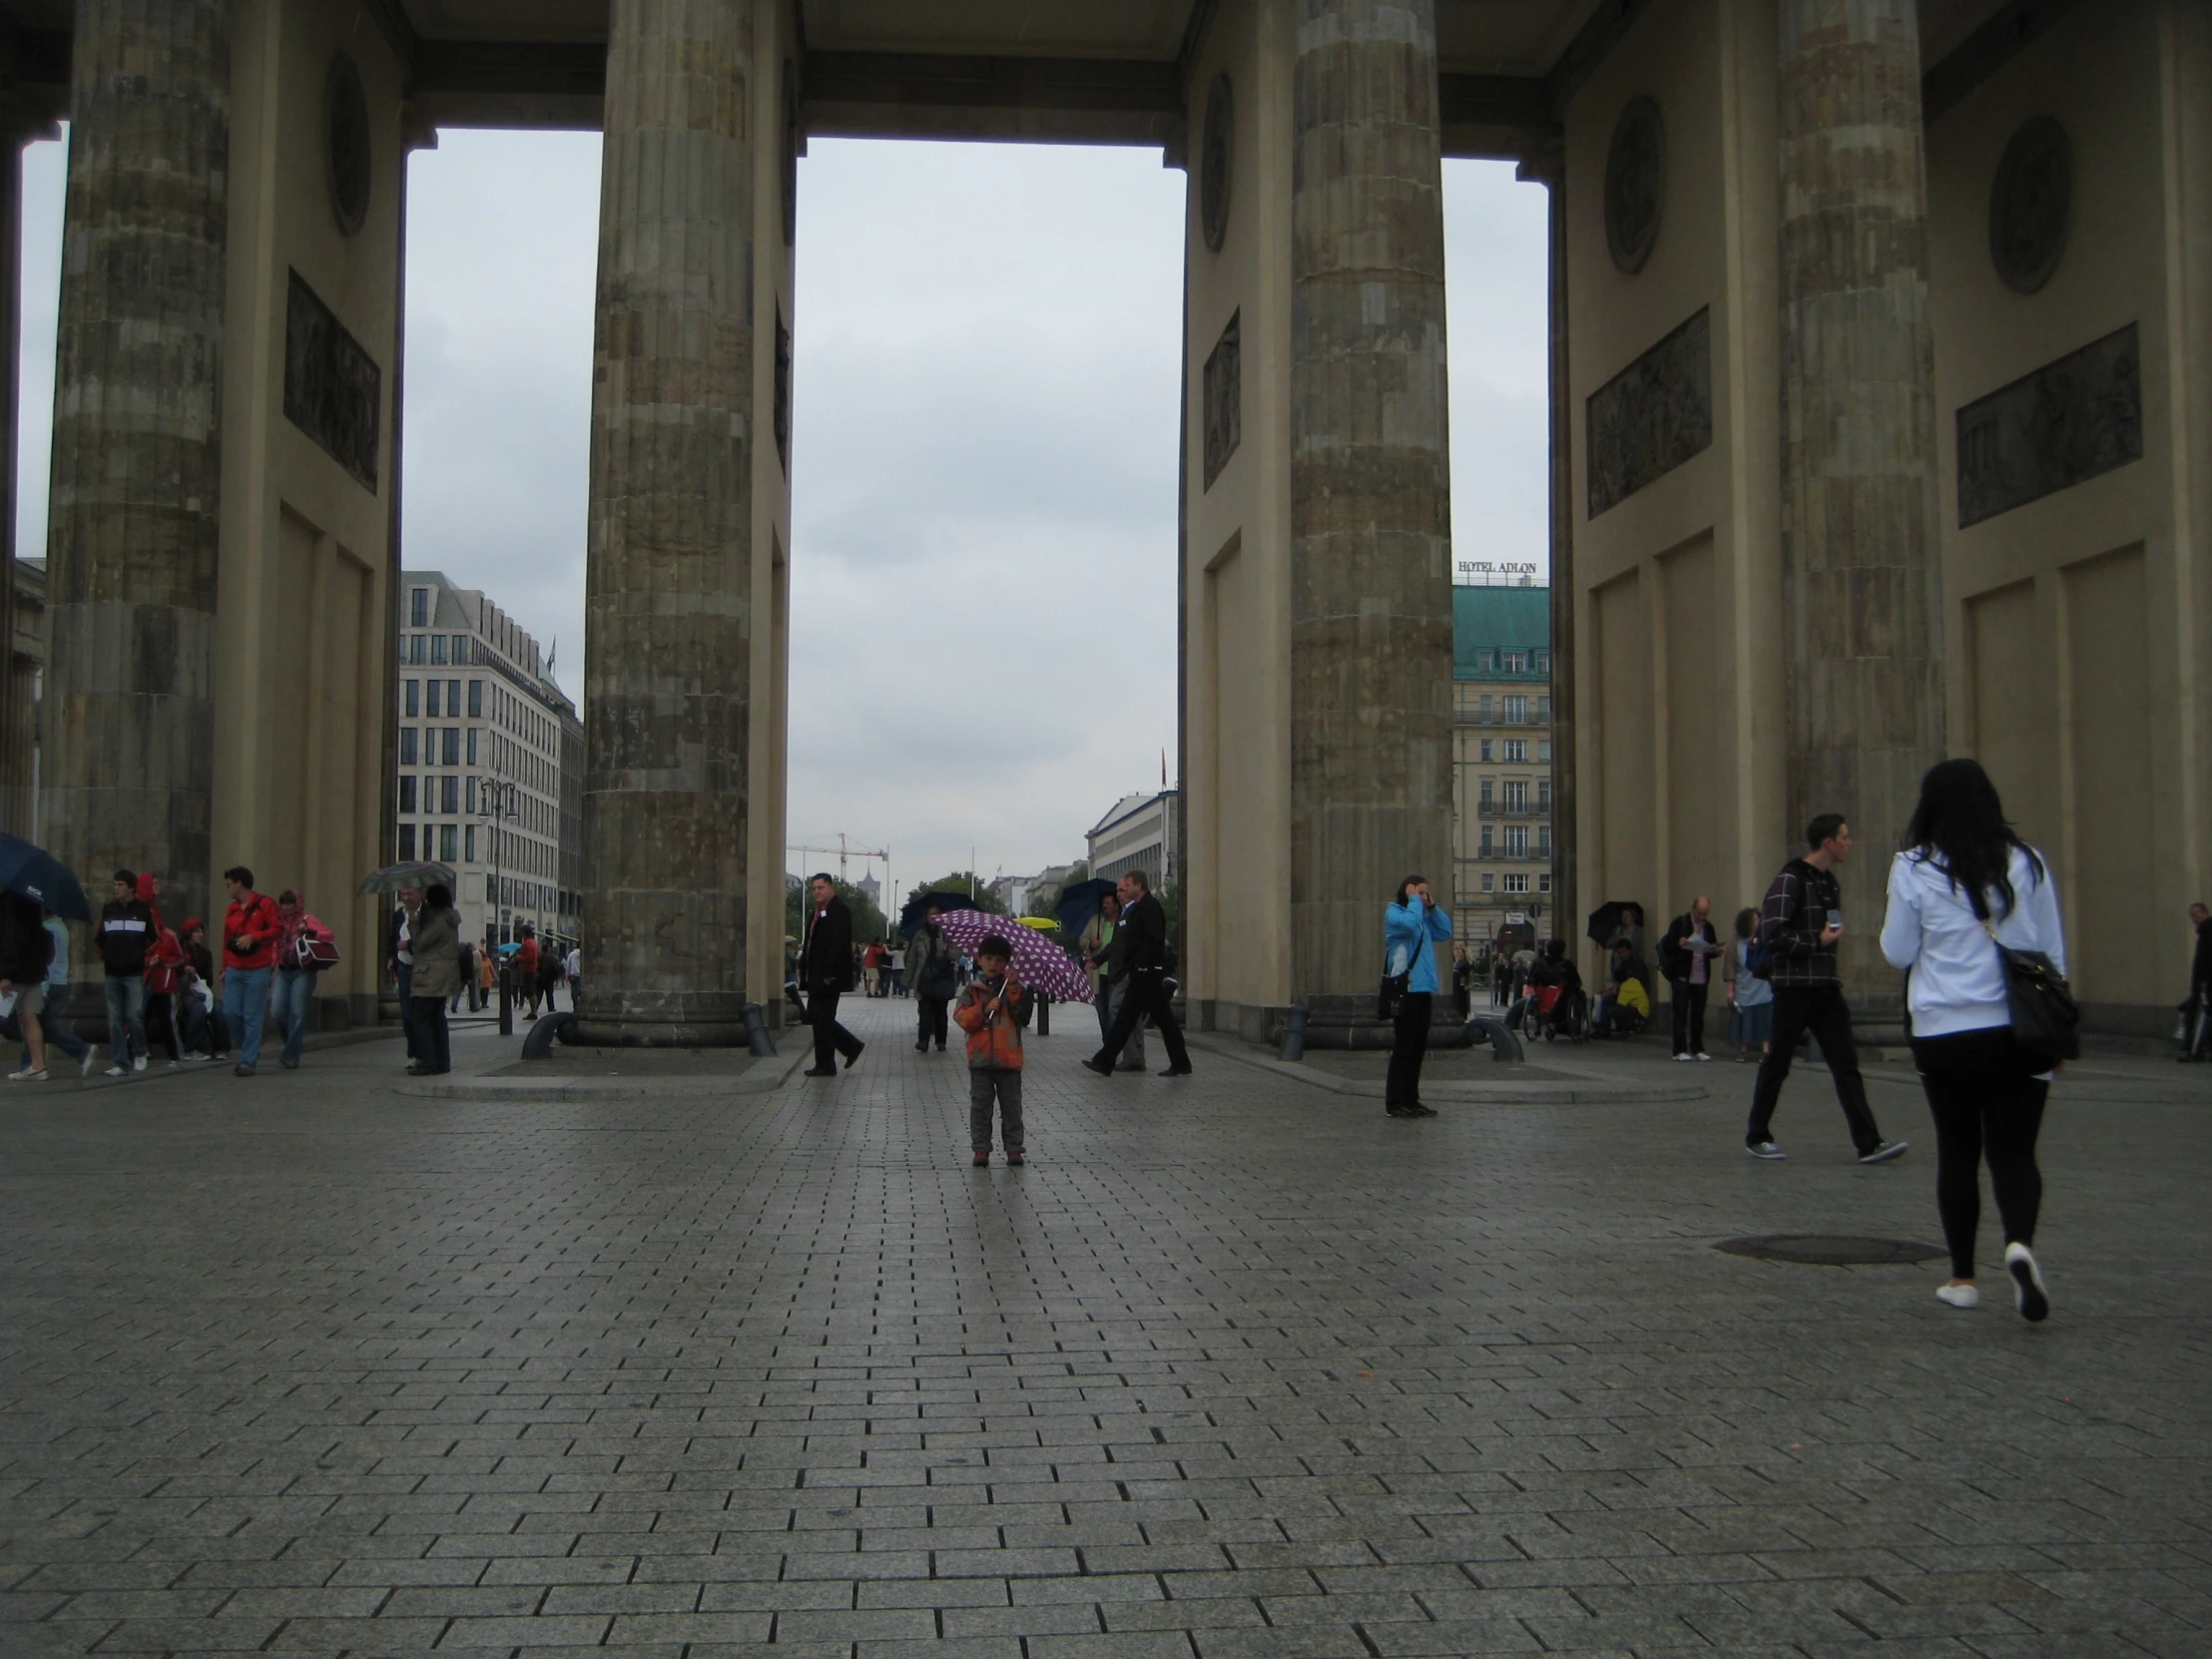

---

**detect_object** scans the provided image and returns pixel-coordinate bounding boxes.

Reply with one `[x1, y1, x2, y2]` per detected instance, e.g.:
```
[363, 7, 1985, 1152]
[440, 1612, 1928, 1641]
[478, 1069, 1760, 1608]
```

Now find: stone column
[1520, 137, 1574, 958]
[0, 101, 52, 839]
[578, 0, 755, 1046]
[1778, 0, 1944, 999]
[42, 0, 228, 937]
[1290, 0, 1454, 1029]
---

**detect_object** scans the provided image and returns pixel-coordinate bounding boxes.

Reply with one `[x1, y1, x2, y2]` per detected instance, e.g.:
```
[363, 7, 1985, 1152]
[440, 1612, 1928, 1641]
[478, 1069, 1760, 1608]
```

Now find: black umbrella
[898, 890, 983, 939]
[1054, 877, 1119, 939]
[0, 832, 91, 921]
[1586, 899, 1643, 945]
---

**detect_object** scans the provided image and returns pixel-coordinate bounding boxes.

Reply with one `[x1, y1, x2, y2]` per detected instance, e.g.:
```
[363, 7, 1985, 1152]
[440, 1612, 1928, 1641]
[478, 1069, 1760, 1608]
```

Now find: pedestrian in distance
[179, 919, 225, 1060]
[0, 888, 56, 1080]
[1722, 905, 1774, 1063]
[407, 884, 461, 1076]
[1381, 875, 1452, 1117]
[564, 943, 580, 1006]
[1450, 941, 1474, 1022]
[2179, 901, 2212, 1060]
[387, 887, 423, 1065]
[515, 927, 542, 1020]
[956, 933, 1030, 1166]
[801, 873, 865, 1076]
[1590, 938, 1650, 1036]
[140, 875, 187, 1068]
[1743, 815, 1908, 1164]
[1085, 890, 1148, 1071]
[1881, 759, 2064, 1321]
[906, 903, 958, 1054]
[221, 867, 281, 1076]
[452, 939, 474, 1014]
[27, 910, 95, 1076]
[272, 890, 336, 1070]
[1081, 868, 1192, 1078]
[1660, 894, 1722, 1060]
[96, 868, 154, 1075]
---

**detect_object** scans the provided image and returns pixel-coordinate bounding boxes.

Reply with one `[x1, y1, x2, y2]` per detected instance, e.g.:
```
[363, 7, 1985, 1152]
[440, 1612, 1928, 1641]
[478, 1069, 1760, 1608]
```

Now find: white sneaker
[103, 1064, 126, 1078]
[79, 1051, 97, 1077]
[2005, 1243, 2050, 1323]
[1936, 1283, 1980, 1309]
[132, 1055, 147, 1072]
[1672, 1053, 1695, 1062]
[1694, 1051, 1713, 1061]
[8, 1066, 45, 1081]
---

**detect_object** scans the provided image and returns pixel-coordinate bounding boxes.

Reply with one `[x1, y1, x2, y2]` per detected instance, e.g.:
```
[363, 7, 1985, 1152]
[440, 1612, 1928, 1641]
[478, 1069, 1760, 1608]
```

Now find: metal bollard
[743, 1001, 777, 1057]
[521, 1010, 577, 1060]
[498, 970, 513, 1036]
[1465, 1014, 1525, 1062]
[1036, 990, 1050, 1036]
[1279, 1002, 1309, 1062]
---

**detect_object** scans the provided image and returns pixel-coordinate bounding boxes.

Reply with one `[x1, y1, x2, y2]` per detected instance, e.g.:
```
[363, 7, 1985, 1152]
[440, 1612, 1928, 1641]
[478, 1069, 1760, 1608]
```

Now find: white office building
[396, 571, 583, 950]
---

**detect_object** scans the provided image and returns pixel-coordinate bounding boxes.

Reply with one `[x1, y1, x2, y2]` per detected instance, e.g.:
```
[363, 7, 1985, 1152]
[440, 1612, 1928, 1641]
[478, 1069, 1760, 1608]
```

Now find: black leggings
[1912, 1026, 2049, 1281]
[1386, 992, 1431, 1108]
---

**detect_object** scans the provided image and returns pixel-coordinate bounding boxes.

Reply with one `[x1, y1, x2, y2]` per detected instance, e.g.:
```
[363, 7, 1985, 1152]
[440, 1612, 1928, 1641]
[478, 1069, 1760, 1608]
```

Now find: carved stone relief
[1956, 323, 2140, 527]
[1585, 306, 1710, 517]
[774, 306, 793, 474]
[283, 270, 380, 491]
[1989, 116, 2070, 294]
[1203, 309, 1240, 490]
[325, 51, 370, 237]
[1604, 96, 1663, 276]
[1201, 74, 1233, 255]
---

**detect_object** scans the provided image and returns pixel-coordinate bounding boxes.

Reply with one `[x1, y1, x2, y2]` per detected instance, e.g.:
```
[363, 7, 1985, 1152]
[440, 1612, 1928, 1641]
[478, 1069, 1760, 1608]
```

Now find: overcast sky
[14, 132, 1545, 903]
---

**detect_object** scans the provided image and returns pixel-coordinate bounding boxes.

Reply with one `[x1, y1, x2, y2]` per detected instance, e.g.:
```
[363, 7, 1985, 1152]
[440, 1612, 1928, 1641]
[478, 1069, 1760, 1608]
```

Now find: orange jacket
[953, 971, 1027, 1070]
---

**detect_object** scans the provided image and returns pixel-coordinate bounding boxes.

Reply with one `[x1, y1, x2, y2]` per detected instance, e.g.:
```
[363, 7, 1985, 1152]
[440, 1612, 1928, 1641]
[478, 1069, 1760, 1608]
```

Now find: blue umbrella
[898, 890, 983, 939]
[1054, 877, 1118, 939]
[0, 832, 91, 920]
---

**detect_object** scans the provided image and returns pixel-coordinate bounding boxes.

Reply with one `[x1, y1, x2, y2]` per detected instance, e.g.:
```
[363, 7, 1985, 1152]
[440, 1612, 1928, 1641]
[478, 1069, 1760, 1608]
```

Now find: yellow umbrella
[1017, 915, 1059, 931]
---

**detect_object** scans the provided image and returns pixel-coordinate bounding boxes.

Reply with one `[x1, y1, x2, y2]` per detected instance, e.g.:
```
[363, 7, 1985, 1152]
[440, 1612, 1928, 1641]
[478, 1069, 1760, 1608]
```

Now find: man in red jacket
[222, 865, 279, 1076]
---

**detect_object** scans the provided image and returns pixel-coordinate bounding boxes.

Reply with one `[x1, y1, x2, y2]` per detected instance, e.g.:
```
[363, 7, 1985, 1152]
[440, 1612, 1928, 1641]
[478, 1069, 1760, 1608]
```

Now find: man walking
[1660, 894, 1722, 1060]
[1743, 815, 1907, 1164]
[96, 869, 153, 1075]
[800, 873, 865, 1076]
[222, 866, 280, 1076]
[1081, 868, 1192, 1078]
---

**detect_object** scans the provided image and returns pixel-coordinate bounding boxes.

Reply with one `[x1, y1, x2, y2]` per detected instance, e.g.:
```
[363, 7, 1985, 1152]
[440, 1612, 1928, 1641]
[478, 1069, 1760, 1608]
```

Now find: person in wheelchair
[1591, 937, 1652, 1037]
[1508, 938, 1587, 1040]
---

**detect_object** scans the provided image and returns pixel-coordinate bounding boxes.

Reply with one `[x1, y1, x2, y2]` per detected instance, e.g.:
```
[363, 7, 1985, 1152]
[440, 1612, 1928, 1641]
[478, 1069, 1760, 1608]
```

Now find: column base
[1299, 993, 1472, 1051]
[573, 993, 753, 1049]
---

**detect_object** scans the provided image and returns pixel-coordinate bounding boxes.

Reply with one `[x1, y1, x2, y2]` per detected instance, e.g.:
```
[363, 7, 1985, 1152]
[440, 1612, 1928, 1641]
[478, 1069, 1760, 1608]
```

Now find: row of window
[1467, 694, 1550, 725]
[397, 773, 558, 837]
[1474, 872, 1553, 896]
[402, 675, 560, 752]
[1476, 825, 1553, 859]
[401, 633, 476, 666]
[1476, 779, 1552, 814]
[1470, 649, 1550, 677]
[1472, 738, 1550, 765]
[395, 820, 556, 876]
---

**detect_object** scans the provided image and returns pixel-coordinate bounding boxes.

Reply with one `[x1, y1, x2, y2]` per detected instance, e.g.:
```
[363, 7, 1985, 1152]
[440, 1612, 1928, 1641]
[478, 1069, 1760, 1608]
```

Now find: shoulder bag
[1377, 935, 1410, 1022]
[1981, 917, 2080, 1067]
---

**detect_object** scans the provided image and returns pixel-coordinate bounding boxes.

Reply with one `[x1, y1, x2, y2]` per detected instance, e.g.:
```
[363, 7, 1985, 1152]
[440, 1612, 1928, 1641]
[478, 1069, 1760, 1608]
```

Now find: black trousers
[1094, 970, 1189, 1072]
[1913, 1026, 2049, 1280]
[1670, 978, 1709, 1055]
[916, 995, 949, 1049]
[811, 985, 863, 1070]
[1745, 983, 1884, 1154]
[1385, 991, 1431, 1108]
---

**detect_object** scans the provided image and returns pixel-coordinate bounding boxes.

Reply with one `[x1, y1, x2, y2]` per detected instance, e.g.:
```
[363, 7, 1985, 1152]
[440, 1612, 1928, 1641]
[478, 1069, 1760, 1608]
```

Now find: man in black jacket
[1082, 868, 1192, 1077]
[96, 869, 153, 1074]
[800, 874, 865, 1076]
[1659, 895, 1721, 1060]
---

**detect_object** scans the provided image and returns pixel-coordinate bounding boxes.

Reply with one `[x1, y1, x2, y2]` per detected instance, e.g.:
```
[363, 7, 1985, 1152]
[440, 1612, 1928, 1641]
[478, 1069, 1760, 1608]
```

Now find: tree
[904, 873, 1005, 916]
[788, 876, 889, 944]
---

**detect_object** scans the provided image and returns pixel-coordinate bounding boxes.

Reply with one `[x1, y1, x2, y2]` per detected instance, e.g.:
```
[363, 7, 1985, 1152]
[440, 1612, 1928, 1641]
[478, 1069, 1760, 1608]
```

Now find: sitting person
[1591, 939, 1652, 1036]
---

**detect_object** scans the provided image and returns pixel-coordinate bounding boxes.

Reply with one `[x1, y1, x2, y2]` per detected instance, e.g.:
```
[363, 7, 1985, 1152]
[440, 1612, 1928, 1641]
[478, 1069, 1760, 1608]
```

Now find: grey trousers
[969, 1068, 1024, 1151]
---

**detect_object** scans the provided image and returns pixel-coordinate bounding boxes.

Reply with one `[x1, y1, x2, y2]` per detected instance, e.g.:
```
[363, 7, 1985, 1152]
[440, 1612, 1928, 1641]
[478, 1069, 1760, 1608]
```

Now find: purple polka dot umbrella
[930, 908, 1093, 1004]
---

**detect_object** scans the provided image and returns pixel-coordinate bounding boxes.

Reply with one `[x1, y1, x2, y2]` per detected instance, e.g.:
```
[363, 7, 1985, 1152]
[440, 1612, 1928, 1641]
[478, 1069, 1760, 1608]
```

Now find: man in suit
[1081, 867, 1192, 1078]
[801, 873, 865, 1076]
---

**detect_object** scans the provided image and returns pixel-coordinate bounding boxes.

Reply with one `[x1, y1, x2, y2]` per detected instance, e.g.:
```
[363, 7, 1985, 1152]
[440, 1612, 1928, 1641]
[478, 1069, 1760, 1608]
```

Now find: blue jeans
[224, 965, 273, 1070]
[270, 967, 315, 1067]
[29, 985, 89, 1068]
[103, 975, 146, 1065]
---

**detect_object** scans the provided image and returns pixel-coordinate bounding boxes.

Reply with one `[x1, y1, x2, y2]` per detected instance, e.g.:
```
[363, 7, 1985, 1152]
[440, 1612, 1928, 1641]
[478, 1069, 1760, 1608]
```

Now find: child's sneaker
[1006, 1150, 1024, 1166]
[971, 1150, 990, 1167]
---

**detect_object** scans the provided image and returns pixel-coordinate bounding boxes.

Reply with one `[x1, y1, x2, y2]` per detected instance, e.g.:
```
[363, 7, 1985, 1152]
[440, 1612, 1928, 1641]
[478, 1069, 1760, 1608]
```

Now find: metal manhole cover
[1715, 1235, 1944, 1266]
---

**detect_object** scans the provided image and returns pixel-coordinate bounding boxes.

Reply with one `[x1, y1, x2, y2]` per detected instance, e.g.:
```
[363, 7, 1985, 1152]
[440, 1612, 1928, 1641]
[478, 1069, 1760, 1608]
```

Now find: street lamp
[478, 778, 521, 947]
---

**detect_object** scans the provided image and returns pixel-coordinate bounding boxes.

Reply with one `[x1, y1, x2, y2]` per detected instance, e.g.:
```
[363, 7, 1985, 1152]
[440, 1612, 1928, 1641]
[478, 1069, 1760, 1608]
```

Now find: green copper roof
[1452, 583, 1551, 681]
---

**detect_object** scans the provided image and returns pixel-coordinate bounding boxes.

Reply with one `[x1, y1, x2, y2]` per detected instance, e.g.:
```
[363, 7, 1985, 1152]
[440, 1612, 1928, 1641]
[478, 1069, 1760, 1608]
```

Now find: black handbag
[1982, 919, 2080, 1067]
[1377, 970, 1409, 1022]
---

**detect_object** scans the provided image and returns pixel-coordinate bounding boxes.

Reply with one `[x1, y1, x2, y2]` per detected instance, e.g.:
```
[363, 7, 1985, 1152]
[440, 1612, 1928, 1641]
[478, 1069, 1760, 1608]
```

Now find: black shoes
[1385, 1103, 1436, 1118]
[915, 1040, 929, 1052]
[802, 1066, 837, 1077]
[844, 1043, 864, 1071]
[1080, 1057, 1113, 1077]
[1158, 1065, 1193, 1077]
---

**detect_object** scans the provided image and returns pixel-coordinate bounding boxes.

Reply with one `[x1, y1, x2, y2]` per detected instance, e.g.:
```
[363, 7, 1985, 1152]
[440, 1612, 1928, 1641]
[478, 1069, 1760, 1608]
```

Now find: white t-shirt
[1880, 844, 2065, 1038]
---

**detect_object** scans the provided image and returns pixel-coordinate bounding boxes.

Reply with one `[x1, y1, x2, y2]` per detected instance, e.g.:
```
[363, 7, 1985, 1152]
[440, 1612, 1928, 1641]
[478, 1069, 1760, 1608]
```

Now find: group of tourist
[0, 865, 337, 1081]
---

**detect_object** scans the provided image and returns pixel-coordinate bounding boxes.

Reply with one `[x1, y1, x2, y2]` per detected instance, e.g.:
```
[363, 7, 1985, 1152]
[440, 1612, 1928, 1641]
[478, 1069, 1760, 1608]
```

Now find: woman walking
[1722, 906, 1774, 1063]
[408, 883, 462, 1076]
[1382, 875, 1452, 1119]
[1880, 759, 2065, 1322]
[272, 890, 334, 1069]
[906, 906, 958, 1053]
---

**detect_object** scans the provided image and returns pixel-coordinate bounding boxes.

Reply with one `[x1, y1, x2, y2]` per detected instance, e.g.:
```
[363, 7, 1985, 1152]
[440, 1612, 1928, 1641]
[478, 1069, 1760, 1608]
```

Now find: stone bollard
[743, 1002, 777, 1058]
[1279, 1003, 1309, 1063]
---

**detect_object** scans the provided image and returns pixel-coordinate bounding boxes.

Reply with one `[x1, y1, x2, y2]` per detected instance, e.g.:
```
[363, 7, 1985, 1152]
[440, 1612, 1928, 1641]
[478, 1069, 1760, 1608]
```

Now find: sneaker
[131, 1055, 146, 1073]
[1672, 1052, 1694, 1062]
[1006, 1150, 1024, 1166]
[7, 1066, 45, 1081]
[1746, 1141, 1787, 1160]
[971, 1151, 990, 1167]
[1859, 1140, 1909, 1165]
[234, 1064, 255, 1077]
[2004, 1243, 2049, 1323]
[80, 1052, 98, 1077]
[103, 1064, 126, 1078]
[1694, 1051, 1713, 1061]
[1936, 1283, 1980, 1309]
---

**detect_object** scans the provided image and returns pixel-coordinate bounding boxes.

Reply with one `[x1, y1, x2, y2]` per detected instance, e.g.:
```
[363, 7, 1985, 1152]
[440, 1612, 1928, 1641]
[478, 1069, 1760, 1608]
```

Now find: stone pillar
[41, 1, 228, 935]
[1290, 0, 1453, 1026]
[578, 0, 755, 1046]
[1777, 0, 1944, 998]
[1520, 137, 1574, 958]
[0, 104, 51, 838]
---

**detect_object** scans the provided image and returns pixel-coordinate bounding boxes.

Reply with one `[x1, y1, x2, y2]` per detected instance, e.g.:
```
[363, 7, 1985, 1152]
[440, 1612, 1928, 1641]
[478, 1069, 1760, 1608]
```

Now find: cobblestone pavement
[3, 994, 2209, 1657]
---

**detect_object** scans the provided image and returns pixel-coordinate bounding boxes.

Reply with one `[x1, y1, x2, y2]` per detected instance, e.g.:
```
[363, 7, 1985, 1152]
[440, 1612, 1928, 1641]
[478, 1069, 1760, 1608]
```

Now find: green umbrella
[358, 859, 454, 896]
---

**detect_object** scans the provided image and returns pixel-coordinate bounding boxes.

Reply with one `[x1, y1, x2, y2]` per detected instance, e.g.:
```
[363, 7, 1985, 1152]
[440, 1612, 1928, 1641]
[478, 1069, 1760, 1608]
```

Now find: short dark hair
[113, 868, 136, 887]
[810, 871, 834, 887]
[1806, 813, 1848, 850]
[1123, 867, 1150, 893]
[277, 889, 299, 906]
[977, 934, 1013, 960]
[425, 882, 452, 908]
[224, 865, 254, 887]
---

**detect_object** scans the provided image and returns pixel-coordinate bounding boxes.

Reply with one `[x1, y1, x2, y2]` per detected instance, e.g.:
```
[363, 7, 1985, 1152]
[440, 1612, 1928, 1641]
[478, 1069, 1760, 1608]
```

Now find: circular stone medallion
[1715, 1235, 1944, 1267]
[325, 51, 371, 237]
[1201, 73, 1233, 254]
[1989, 116, 2071, 294]
[1604, 95, 1664, 276]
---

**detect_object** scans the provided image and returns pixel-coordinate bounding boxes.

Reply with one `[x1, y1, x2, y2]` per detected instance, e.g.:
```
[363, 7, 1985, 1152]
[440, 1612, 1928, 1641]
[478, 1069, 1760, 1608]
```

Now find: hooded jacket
[97, 886, 155, 977]
[953, 969, 1029, 1070]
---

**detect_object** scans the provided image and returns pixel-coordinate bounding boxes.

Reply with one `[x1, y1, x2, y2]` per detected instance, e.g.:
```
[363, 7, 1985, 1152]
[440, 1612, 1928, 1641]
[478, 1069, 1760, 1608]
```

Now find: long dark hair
[1903, 758, 2042, 919]
[1394, 874, 1427, 904]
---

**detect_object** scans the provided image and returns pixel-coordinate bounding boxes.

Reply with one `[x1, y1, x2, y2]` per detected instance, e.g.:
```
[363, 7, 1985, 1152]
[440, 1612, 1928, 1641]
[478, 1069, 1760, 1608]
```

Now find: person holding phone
[1742, 814, 1908, 1165]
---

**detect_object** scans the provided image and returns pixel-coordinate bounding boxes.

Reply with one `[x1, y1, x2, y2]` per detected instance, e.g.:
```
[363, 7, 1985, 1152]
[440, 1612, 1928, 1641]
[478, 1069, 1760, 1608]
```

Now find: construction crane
[788, 834, 890, 910]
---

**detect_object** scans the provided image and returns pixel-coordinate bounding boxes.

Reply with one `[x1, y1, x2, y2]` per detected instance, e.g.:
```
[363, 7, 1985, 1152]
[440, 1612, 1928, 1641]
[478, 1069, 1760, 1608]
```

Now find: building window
[443, 728, 460, 766]
[1537, 780, 1552, 813]
[398, 776, 417, 813]
[1478, 778, 1494, 812]
[1479, 826, 1494, 857]
[1503, 780, 1528, 814]
[399, 824, 416, 859]
[466, 776, 477, 814]
[448, 679, 460, 713]
[439, 824, 459, 862]
[468, 679, 483, 718]
[1537, 826, 1553, 858]
[441, 775, 460, 815]
[1478, 739, 1492, 763]
[410, 588, 429, 627]
[403, 680, 418, 717]
[429, 634, 447, 666]
[1538, 740, 1552, 764]
[410, 634, 427, 665]
[1505, 825, 1528, 858]
[1505, 694, 1528, 724]
[465, 825, 477, 862]
[1535, 650, 1551, 676]
[1535, 695, 1551, 723]
[1504, 872, 1529, 893]
[467, 729, 479, 765]
[1476, 649, 1496, 673]
[1539, 873, 1553, 893]
[425, 680, 440, 719]
[1480, 872, 1494, 892]
[1504, 739, 1528, 763]
[451, 638, 468, 664]
[1504, 652, 1527, 675]
[399, 728, 418, 766]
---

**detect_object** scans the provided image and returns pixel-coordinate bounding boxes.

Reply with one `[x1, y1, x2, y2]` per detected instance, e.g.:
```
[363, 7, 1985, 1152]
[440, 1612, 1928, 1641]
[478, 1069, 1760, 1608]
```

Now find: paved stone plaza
[3, 996, 2209, 1658]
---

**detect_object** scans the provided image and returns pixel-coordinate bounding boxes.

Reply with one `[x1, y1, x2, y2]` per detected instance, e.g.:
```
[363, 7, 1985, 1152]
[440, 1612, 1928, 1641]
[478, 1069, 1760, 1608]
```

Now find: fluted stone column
[41, 0, 228, 935]
[1290, 0, 1453, 1025]
[578, 0, 755, 1046]
[1778, 0, 1944, 999]
[1520, 138, 1574, 957]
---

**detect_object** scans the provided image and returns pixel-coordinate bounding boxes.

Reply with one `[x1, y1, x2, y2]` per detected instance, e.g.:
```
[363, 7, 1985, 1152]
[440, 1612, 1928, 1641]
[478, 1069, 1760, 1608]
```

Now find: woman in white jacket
[1881, 759, 2064, 1322]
